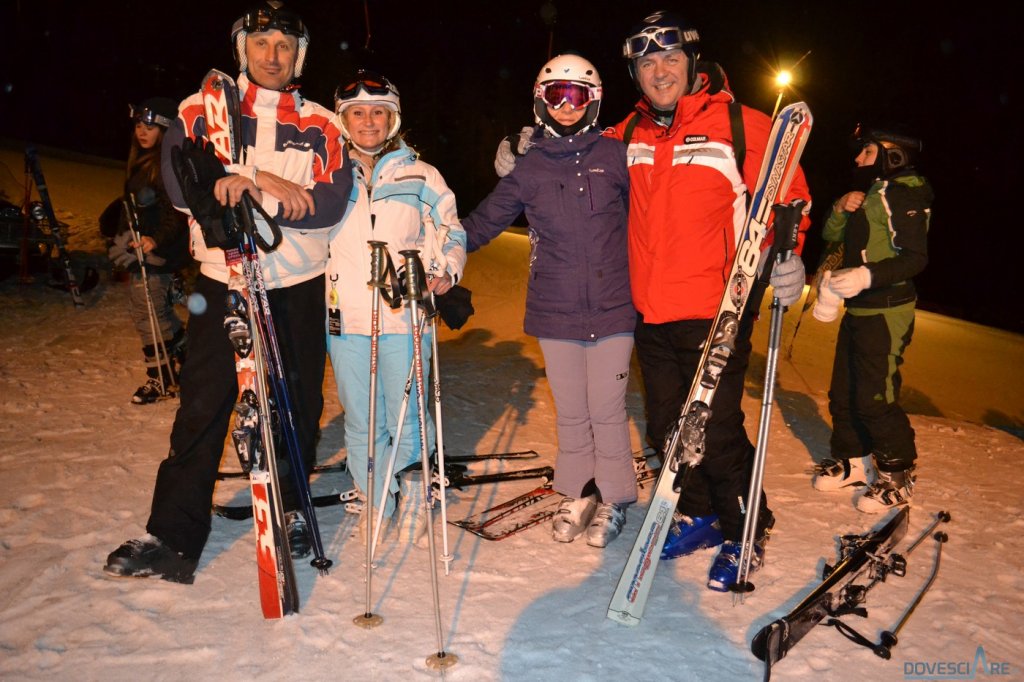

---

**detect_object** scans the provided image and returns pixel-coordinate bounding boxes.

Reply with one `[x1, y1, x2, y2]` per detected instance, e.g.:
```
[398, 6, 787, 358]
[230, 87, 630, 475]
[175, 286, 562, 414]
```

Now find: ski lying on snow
[451, 451, 661, 541]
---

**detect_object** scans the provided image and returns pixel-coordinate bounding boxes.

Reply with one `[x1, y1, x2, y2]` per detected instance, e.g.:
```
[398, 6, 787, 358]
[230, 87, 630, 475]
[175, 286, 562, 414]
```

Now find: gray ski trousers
[539, 333, 637, 505]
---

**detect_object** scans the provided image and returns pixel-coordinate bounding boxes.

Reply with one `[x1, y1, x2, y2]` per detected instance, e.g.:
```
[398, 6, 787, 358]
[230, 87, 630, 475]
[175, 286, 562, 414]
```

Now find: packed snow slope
[0, 146, 1021, 681]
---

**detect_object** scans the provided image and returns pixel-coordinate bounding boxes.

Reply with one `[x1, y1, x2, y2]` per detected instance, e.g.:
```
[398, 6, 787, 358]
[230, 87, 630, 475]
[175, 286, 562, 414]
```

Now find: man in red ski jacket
[614, 10, 811, 591]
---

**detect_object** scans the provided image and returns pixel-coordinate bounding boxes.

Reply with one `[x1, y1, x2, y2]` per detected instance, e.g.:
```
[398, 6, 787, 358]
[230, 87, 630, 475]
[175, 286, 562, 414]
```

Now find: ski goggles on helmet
[535, 81, 600, 110]
[237, 6, 308, 39]
[623, 27, 694, 59]
[336, 70, 396, 101]
[129, 104, 173, 128]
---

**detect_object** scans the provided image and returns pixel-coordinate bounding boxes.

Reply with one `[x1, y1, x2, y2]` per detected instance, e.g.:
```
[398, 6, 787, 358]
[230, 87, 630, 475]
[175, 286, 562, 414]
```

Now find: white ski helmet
[231, 1, 310, 78]
[533, 54, 603, 137]
[334, 70, 402, 154]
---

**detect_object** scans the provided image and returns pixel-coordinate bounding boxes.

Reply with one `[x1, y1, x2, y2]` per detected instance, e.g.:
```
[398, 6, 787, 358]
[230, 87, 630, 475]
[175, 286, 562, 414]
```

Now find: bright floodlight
[775, 70, 793, 88]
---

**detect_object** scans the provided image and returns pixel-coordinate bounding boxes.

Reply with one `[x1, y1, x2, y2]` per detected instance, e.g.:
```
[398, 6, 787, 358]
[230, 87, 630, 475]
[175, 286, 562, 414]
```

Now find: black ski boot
[104, 535, 197, 584]
[285, 511, 312, 559]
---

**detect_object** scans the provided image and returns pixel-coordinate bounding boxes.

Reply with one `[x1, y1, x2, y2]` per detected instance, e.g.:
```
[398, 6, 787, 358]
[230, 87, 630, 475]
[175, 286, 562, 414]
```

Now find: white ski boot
[585, 502, 627, 548]
[551, 495, 597, 543]
[395, 469, 432, 547]
[812, 455, 873, 491]
[856, 467, 915, 513]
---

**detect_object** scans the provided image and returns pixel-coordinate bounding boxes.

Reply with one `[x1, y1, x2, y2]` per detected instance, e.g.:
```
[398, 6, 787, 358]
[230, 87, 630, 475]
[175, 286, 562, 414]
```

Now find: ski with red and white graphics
[199, 69, 299, 619]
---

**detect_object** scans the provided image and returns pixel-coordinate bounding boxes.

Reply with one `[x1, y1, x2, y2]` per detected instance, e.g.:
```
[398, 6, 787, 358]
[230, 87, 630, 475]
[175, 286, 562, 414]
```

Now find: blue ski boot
[707, 519, 773, 592]
[661, 513, 724, 560]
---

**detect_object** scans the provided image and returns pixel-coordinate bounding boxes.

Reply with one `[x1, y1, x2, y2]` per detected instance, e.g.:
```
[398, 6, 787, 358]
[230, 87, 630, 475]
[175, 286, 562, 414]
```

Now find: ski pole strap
[244, 194, 283, 252]
[824, 617, 885, 656]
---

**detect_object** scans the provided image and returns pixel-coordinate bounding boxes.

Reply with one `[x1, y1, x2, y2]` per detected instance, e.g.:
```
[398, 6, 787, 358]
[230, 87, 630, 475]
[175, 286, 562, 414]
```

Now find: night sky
[3, 1, 1021, 332]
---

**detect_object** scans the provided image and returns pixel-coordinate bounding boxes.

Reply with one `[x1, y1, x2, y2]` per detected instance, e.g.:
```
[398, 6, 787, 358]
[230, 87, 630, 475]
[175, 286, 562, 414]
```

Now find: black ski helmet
[622, 10, 701, 86]
[130, 97, 178, 128]
[852, 123, 922, 177]
[231, 1, 310, 78]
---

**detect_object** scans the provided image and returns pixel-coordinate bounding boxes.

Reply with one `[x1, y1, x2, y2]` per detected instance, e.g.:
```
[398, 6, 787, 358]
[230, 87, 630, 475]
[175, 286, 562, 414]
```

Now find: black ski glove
[435, 284, 474, 330]
[170, 138, 240, 249]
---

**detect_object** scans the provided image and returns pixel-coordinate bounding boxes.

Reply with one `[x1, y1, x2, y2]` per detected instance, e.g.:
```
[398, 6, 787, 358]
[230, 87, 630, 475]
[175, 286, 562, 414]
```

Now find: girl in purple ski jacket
[462, 54, 636, 549]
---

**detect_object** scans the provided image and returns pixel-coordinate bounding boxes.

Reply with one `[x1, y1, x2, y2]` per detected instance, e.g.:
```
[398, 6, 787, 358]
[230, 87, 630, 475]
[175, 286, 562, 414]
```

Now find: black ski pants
[147, 273, 326, 560]
[635, 307, 771, 542]
[828, 307, 917, 472]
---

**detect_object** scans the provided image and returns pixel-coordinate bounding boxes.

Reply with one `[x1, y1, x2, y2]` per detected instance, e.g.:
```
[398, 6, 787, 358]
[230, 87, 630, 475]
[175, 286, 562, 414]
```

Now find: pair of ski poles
[122, 192, 175, 397]
[355, 242, 457, 670]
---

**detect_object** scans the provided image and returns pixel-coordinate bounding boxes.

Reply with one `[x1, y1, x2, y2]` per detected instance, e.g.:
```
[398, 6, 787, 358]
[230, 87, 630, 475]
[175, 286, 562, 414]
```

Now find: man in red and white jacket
[614, 11, 811, 591]
[104, 2, 351, 584]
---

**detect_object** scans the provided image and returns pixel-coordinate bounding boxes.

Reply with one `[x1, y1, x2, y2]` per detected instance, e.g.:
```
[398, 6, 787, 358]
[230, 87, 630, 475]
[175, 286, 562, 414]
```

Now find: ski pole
[734, 200, 804, 597]
[124, 193, 174, 396]
[874, 511, 951, 658]
[354, 241, 389, 629]
[369, 316, 420, 559]
[242, 228, 332, 574]
[401, 249, 458, 671]
[427, 291, 454, 575]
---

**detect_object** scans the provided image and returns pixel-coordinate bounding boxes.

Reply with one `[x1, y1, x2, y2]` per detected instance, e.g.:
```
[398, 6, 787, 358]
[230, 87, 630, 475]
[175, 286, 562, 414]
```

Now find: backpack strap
[623, 112, 640, 146]
[729, 101, 746, 177]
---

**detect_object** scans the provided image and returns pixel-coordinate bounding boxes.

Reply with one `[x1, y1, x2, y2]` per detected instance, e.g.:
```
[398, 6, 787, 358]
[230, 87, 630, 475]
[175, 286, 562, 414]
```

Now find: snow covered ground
[1, 147, 1022, 681]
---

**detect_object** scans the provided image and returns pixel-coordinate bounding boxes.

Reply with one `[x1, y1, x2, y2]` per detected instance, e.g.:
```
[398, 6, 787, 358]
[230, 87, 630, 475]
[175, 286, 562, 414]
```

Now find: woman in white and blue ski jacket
[326, 71, 466, 522]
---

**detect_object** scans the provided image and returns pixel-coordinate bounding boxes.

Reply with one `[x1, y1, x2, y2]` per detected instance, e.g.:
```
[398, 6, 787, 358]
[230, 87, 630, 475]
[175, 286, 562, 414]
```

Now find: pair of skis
[195, 69, 330, 618]
[607, 102, 813, 626]
[213, 450, 543, 519]
[752, 509, 951, 681]
[452, 450, 660, 541]
[23, 147, 99, 306]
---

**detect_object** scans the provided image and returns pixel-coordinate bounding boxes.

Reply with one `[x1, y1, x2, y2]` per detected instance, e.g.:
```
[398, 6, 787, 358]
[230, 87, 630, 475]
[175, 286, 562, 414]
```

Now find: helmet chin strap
[348, 139, 387, 156]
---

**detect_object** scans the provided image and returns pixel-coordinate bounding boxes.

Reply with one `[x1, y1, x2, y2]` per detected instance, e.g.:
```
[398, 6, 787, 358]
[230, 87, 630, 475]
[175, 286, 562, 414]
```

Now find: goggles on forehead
[623, 27, 688, 60]
[240, 7, 307, 38]
[129, 104, 173, 128]
[337, 70, 395, 100]
[535, 81, 599, 111]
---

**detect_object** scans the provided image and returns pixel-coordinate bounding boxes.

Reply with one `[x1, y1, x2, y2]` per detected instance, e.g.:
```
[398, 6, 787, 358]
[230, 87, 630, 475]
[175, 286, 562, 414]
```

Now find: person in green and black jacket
[810, 124, 934, 513]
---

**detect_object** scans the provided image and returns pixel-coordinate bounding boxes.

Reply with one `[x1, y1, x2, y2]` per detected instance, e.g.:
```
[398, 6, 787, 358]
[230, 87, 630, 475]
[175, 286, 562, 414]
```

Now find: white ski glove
[494, 126, 534, 178]
[829, 266, 872, 298]
[769, 255, 805, 307]
[812, 271, 843, 322]
[108, 231, 139, 270]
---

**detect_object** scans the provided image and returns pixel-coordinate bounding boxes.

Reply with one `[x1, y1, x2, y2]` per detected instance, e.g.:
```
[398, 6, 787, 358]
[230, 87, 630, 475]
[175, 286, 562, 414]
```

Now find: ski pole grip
[367, 240, 389, 287]
[399, 249, 427, 301]
[769, 198, 806, 259]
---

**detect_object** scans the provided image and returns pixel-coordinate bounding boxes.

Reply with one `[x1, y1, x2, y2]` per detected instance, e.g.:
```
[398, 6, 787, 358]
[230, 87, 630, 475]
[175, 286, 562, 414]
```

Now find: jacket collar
[237, 73, 302, 115]
[634, 71, 734, 134]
